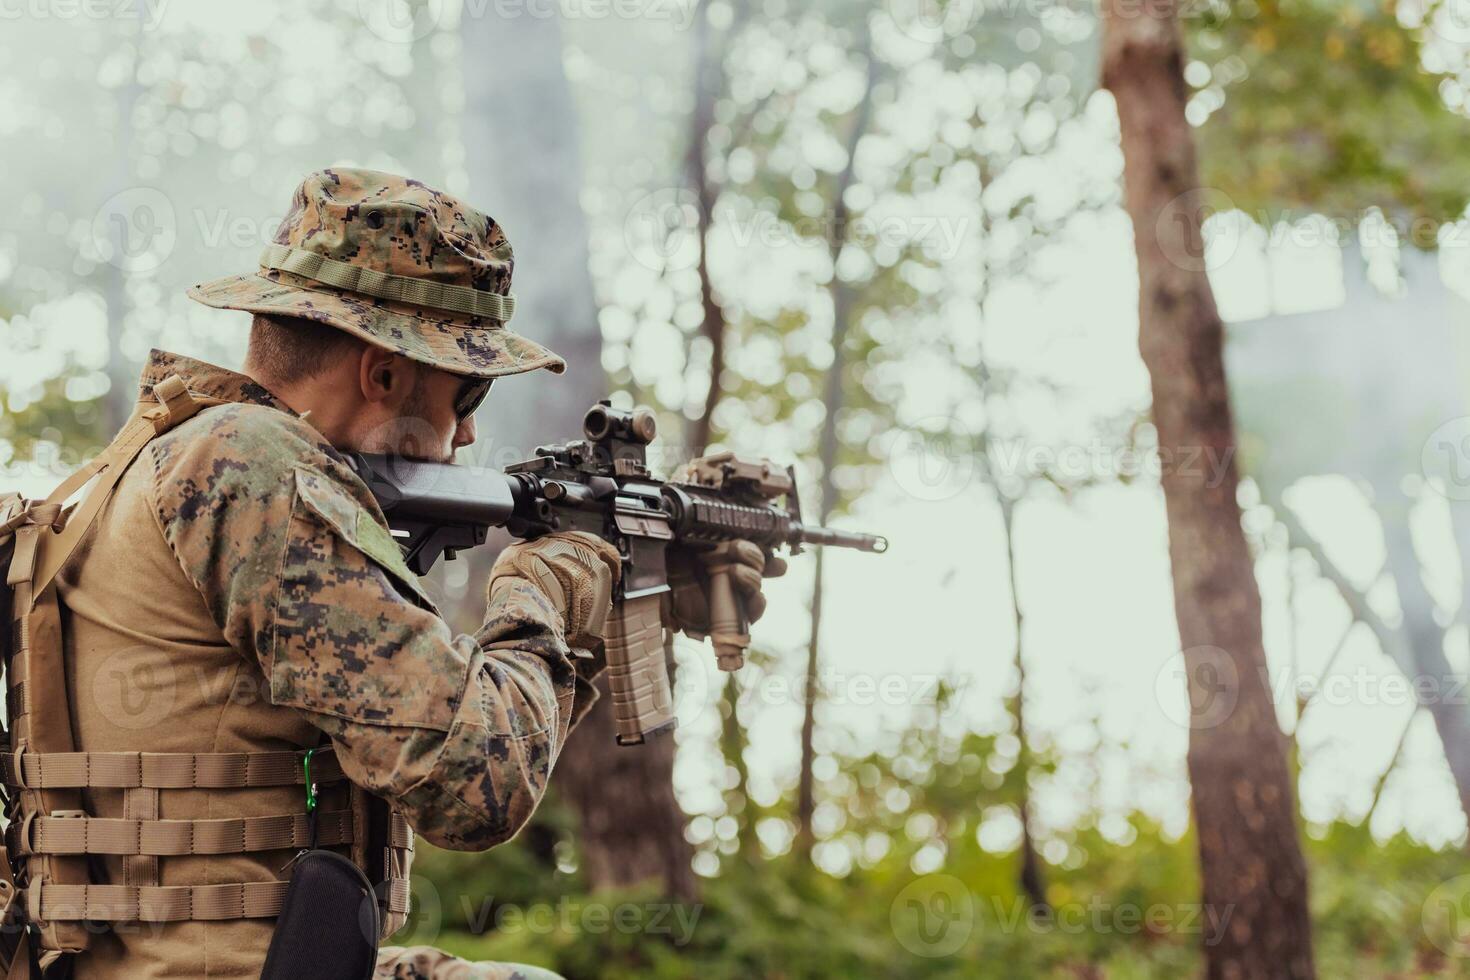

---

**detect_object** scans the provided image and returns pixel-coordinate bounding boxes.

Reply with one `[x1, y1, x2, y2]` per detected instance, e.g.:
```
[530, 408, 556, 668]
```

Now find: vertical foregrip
[705, 556, 750, 672]
[602, 592, 676, 745]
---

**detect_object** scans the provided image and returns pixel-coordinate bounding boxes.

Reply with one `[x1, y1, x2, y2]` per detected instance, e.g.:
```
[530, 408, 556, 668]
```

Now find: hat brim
[188, 269, 566, 379]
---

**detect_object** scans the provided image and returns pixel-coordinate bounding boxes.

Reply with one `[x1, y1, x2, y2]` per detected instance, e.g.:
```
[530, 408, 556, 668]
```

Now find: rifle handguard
[704, 559, 750, 672]
[604, 593, 676, 745]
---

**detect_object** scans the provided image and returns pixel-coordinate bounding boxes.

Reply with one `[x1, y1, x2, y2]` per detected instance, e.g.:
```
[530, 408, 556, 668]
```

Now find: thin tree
[794, 26, 879, 861]
[1102, 3, 1316, 977]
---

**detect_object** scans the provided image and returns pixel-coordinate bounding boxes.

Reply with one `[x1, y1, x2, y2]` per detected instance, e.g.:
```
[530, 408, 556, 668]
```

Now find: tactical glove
[488, 531, 622, 649]
[665, 539, 788, 640]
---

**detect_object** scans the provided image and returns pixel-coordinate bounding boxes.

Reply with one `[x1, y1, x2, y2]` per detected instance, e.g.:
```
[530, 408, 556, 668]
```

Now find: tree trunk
[720, 672, 761, 863]
[461, 12, 694, 898]
[686, 0, 725, 457]
[557, 672, 698, 901]
[1000, 497, 1049, 913]
[1101, 6, 1316, 978]
[794, 546, 825, 861]
[795, 37, 879, 860]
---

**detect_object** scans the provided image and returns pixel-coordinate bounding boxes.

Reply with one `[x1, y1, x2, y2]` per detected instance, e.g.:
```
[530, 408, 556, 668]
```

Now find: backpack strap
[20, 376, 221, 603]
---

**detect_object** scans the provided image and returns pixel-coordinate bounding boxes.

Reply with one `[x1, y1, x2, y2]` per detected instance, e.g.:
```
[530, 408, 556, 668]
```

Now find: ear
[357, 345, 404, 406]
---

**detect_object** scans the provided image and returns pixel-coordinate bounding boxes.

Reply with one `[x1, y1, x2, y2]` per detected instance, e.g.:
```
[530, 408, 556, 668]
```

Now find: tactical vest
[0, 376, 412, 977]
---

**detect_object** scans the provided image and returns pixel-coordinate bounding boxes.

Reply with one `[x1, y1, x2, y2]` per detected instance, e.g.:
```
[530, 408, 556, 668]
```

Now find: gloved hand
[487, 531, 622, 649]
[664, 540, 788, 640]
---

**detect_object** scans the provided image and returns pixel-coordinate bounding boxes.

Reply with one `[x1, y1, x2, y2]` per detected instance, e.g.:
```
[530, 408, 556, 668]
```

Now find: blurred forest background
[4, 0, 1470, 977]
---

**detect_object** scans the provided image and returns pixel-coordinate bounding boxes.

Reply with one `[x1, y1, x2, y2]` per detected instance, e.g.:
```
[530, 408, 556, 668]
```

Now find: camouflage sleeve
[146, 403, 582, 850]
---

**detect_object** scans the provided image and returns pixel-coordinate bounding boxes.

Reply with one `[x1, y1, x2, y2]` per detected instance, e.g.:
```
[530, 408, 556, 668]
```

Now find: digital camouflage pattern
[139, 349, 599, 849]
[30, 345, 596, 978]
[188, 168, 566, 380]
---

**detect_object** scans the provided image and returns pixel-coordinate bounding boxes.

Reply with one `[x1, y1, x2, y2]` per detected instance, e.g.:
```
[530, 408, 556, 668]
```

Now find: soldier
[6, 169, 779, 979]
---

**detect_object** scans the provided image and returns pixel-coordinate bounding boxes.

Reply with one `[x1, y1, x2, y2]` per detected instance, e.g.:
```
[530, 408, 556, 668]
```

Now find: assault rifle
[346, 401, 888, 746]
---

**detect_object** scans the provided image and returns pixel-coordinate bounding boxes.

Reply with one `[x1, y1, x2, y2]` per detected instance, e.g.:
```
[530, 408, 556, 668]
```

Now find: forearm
[339, 579, 585, 851]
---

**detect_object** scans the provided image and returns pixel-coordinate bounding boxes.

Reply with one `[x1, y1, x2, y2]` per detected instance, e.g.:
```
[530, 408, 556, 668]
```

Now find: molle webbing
[26, 877, 412, 924]
[0, 749, 345, 790]
[20, 811, 354, 857]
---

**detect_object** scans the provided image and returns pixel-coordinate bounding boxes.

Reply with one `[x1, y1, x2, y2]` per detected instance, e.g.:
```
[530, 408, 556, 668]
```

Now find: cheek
[416, 401, 459, 460]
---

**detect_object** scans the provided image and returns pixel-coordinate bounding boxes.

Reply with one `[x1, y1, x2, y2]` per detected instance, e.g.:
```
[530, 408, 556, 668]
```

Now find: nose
[453, 414, 477, 451]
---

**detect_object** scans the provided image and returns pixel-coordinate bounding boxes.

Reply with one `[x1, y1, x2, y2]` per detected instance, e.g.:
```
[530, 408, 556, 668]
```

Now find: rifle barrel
[794, 524, 888, 553]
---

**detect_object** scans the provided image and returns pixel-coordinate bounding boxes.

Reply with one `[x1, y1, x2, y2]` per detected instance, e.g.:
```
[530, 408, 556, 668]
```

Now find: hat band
[258, 244, 517, 322]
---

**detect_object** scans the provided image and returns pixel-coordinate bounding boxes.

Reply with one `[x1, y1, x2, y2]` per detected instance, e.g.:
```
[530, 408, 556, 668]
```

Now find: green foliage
[0, 376, 104, 467]
[0, 294, 107, 468]
[1191, 0, 1470, 229]
[407, 709, 1466, 978]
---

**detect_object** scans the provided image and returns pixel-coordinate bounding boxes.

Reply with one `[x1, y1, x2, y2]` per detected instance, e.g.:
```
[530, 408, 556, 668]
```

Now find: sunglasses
[454, 377, 493, 424]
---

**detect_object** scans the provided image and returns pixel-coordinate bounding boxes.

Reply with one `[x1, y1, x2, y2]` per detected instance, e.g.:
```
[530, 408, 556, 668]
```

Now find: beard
[354, 369, 455, 463]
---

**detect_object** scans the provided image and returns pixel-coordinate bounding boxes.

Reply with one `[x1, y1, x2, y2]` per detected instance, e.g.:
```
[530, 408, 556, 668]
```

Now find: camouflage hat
[189, 168, 565, 379]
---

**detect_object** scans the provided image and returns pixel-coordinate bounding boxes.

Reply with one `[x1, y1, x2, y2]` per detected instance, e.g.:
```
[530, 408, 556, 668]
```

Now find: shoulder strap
[10, 376, 222, 605]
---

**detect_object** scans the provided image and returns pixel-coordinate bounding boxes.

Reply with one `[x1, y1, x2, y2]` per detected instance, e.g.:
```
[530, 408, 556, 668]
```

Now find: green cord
[303, 748, 318, 813]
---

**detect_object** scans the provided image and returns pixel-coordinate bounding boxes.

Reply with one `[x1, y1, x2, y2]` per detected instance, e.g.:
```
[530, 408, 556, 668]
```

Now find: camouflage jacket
[135, 348, 596, 850]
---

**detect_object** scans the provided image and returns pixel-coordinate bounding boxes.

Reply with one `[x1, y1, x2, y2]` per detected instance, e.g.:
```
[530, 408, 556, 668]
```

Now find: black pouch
[259, 849, 380, 980]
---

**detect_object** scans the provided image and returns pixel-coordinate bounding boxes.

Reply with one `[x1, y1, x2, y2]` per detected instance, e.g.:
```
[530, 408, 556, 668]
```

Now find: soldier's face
[343, 355, 478, 462]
